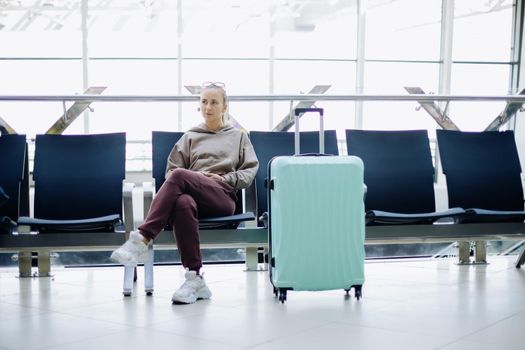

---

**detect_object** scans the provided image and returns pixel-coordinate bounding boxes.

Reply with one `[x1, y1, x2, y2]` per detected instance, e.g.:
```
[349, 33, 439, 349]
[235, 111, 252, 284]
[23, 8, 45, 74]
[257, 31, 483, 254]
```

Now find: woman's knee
[174, 193, 197, 211]
[167, 168, 190, 181]
[166, 168, 201, 189]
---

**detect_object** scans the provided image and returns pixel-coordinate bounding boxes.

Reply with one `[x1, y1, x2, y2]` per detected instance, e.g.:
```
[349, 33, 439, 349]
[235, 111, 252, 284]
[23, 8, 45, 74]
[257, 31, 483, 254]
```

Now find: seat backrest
[437, 130, 524, 211]
[250, 130, 339, 222]
[346, 129, 436, 214]
[152, 131, 185, 193]
[151, 130, 245, 215]
[0, 134, 29, 221]
[32, 133, 126, 220]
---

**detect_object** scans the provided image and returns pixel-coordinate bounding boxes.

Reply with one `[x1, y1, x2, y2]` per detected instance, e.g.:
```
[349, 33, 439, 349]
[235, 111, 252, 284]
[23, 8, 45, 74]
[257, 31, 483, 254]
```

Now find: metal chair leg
[123, 265, 135, 296]
[516, 245, 525, 268]
[144, 245, 154, 295]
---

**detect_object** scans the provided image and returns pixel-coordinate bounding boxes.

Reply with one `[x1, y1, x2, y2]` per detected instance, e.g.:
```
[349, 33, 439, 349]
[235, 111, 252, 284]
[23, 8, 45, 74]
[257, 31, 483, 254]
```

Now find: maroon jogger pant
[138, 168, 236, 272]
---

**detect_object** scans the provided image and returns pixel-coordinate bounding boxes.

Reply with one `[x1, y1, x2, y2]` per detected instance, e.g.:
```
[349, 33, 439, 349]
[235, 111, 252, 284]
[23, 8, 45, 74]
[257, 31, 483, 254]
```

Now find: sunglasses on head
[201, 81, 226, 89]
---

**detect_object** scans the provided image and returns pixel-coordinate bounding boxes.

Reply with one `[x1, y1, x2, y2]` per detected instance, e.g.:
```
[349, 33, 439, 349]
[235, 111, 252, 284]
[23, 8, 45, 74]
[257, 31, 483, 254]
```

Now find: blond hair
[201, 83, 228, 105]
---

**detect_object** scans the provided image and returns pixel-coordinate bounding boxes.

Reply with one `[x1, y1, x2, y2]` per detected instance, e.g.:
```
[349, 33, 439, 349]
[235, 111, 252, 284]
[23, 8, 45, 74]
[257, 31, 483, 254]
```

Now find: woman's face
[200, 88, 227, 125]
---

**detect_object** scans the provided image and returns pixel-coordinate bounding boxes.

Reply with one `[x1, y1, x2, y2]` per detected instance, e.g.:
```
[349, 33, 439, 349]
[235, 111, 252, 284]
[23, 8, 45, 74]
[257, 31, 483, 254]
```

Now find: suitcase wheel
[278, 289, 287, 303]
[273, 286, 278, 297]
[355, 289, 362, 300]
[345, 285, 363, 300]
[349, 285, 363, 300]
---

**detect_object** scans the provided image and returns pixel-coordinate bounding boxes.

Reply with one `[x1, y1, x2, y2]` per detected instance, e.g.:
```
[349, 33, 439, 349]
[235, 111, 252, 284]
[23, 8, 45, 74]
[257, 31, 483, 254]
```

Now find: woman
[111, 82, 259, 304]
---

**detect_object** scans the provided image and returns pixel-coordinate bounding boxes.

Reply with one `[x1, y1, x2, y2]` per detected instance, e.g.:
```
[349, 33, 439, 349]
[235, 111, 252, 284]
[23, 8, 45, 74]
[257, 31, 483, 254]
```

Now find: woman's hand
[201, 171, 225, 182]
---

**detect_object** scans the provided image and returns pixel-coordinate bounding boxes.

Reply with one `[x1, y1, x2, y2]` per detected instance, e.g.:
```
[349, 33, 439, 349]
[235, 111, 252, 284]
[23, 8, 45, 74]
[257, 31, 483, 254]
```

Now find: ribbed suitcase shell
[269, 155, 365, 292]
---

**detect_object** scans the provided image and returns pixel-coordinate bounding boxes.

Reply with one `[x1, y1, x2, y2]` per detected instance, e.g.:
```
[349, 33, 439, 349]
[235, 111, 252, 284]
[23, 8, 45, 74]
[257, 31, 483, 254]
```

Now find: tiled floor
[0, 256, 524, 350]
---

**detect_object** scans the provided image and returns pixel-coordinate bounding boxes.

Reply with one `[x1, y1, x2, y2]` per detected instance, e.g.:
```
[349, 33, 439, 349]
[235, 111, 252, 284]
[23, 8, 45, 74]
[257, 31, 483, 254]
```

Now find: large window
[449, 0, 515, 131]
[0, 0, 520, 265]
[363, 62, 440, 131]
[365, 0, 442, 61]
[0, 1, 516, 135]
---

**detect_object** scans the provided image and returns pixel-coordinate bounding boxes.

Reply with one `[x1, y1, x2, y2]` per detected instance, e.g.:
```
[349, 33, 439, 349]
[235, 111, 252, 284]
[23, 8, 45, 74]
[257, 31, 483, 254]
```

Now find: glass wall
[0, 0, 516, 137]
[0, 0, 516, 139]
[449, 0, 515, 131]
[0, 0, 520, 265]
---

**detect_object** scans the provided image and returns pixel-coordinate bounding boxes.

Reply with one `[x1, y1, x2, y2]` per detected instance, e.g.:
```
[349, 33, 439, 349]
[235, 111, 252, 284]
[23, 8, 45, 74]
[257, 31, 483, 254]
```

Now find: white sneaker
[111, 230, 149, 265]
[172, 269, 212, 304]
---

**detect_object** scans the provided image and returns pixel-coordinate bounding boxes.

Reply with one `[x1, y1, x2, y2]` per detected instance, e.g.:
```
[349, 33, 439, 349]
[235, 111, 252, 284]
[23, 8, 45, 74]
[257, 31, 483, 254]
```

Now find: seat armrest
[143, 181, 155, 219]
[123, 182, 134, 233]
[245, 181, 257, 215]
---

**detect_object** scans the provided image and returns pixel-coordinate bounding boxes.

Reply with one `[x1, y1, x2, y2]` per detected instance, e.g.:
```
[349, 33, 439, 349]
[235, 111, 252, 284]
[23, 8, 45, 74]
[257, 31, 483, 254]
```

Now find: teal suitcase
[268, 155, 365, 303]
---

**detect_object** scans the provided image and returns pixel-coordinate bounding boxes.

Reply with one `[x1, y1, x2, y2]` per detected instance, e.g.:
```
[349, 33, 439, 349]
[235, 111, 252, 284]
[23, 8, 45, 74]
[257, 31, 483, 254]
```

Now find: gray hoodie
[166, 123, 259, 190]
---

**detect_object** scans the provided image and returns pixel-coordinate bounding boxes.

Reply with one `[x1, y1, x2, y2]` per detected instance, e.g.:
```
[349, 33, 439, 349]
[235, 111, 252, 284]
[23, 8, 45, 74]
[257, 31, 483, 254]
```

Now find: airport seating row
[1, 129, 524, 295]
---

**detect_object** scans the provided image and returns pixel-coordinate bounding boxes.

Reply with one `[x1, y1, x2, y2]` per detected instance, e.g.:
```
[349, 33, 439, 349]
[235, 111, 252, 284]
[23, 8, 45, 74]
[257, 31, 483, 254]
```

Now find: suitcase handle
[294, 107, 324, 117]
[294, 153, 333, 157]
[294, 107, 324, 155]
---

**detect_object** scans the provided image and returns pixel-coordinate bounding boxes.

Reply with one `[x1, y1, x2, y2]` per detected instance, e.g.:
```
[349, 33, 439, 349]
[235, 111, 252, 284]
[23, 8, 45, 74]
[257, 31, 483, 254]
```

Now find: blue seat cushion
[17, 214, 123, 233]
[0, 216, 16, 235]
[199, 212, 256, 229]
[366, 207, 466, 225]
[458, 208, 525, 223]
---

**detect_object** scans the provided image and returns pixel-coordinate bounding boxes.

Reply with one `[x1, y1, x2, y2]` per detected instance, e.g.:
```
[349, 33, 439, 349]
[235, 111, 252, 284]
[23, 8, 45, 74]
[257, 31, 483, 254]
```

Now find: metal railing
[1, 93, 525, 102]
